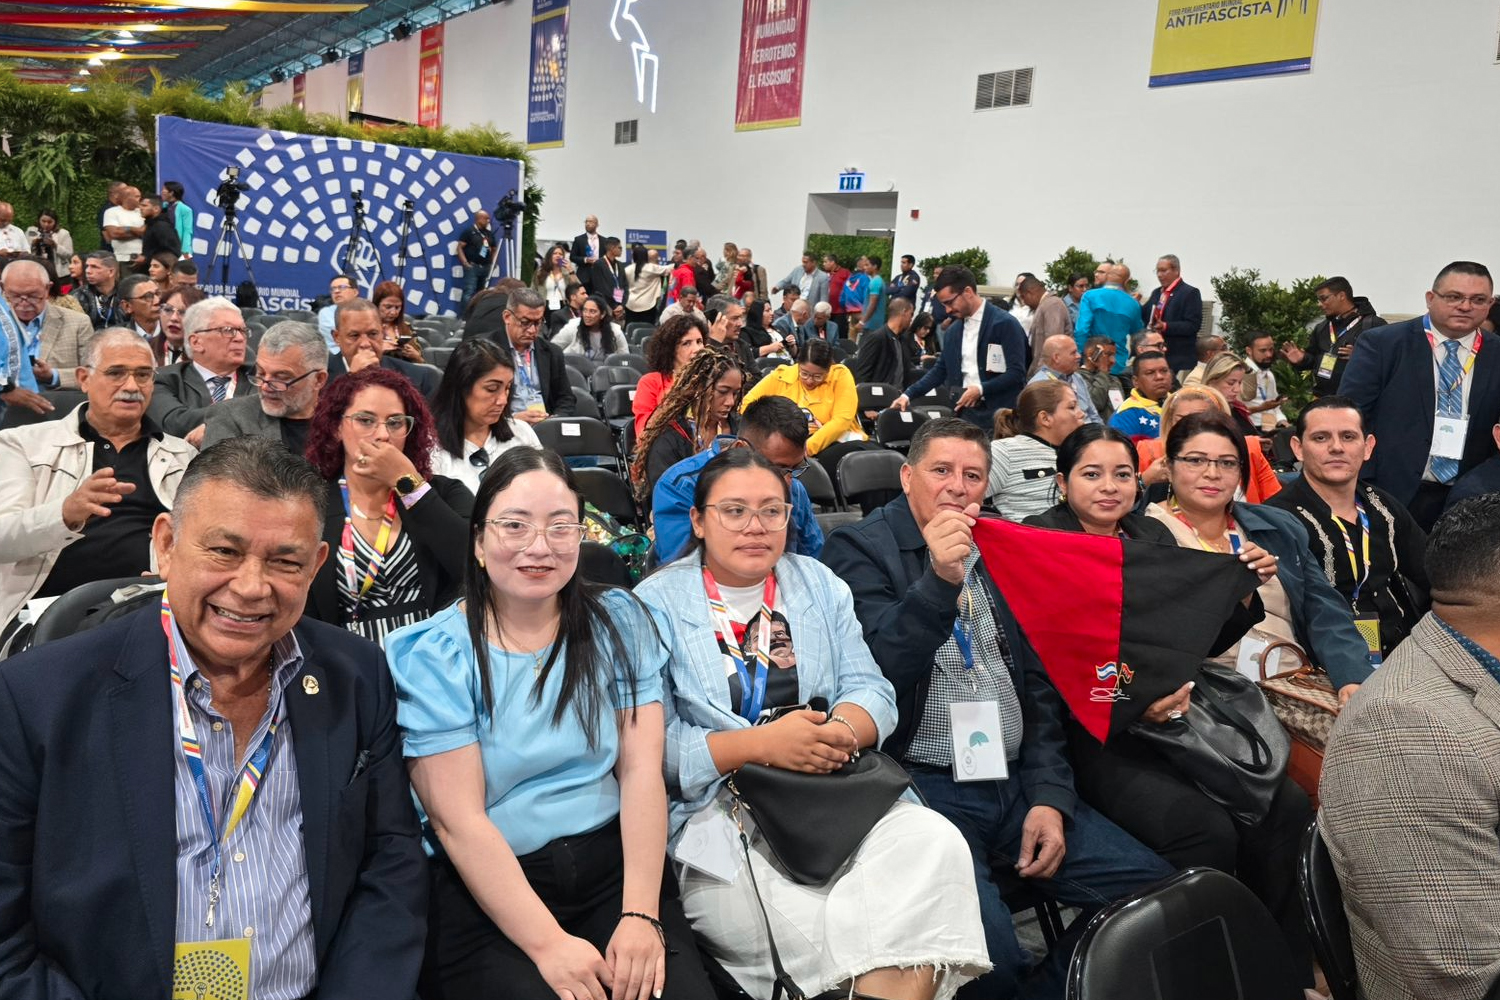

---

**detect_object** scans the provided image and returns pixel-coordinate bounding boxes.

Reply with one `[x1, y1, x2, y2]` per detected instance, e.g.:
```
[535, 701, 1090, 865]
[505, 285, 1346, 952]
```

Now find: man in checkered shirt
[822, 418, 1172, 1000]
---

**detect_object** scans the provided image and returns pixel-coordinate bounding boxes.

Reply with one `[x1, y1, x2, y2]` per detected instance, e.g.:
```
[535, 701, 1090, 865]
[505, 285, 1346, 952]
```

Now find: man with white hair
[769, 297, 811, 357]
[0, 328, 195, 628]
[807, 300, 836, 343]
[0, 260, 85, 419]
[148, 295, 257, 441]
[204, 320, 329, 455]
[0, 203, 28, 257]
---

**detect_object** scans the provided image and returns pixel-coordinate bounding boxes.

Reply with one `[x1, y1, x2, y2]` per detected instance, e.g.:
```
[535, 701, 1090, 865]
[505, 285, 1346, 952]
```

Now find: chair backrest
[602, 383, 637, 421]
[1299, 819, 1358, 1000]
[1067, 867, 1305, 1000]
[855, 381, 901, 413]
[875, 407, 928, 450]
[629, 326, 655, 350]
[797, 458, 839, 510]
[573, 467, 640, 526]
[533, 416, 618, 460]
[564, 354, 599, 378]
[570, 386, 601, 419]
[28, 577, 164, 649]
[605, 352, 649, 374]
[836, 449, 905, 514]
[1, 390, 86, 429]
[578, 541, 634, 589]
[590, 365, 641, 395]
[424, 346, 454, 369]
[912, 404, 956, 423]
[914, 384, 953, 408]
[281, 309, 317, 323]
[565, 365, 588, 391]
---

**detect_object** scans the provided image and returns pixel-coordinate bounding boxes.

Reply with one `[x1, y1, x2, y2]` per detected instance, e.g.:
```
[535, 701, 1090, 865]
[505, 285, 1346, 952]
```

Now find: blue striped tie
[1432, 340, 1463, 483]
[208, 375, 230, 403]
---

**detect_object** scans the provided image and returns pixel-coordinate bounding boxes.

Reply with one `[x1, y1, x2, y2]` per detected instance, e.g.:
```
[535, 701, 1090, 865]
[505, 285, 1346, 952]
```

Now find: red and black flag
[972, 517, 1258, 743]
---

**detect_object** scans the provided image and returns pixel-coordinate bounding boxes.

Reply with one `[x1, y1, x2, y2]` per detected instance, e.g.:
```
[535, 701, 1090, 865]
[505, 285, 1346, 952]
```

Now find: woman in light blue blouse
[385, 448, 711, 1000]
[634, 448, 990, 1000]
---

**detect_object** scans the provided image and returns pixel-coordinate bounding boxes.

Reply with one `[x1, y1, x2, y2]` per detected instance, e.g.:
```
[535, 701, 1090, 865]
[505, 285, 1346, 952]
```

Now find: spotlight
[270, 68, 285, 83]
[322, 48, 340, 64]
[392, 21, 412, 41]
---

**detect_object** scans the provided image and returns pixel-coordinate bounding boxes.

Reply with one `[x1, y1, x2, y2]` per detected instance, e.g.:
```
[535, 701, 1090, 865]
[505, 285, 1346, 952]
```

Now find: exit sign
[838, 171, 865, 192]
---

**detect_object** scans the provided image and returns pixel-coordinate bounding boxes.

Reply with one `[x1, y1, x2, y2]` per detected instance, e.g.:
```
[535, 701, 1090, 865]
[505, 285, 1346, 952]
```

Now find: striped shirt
[987, 435, 1061, 521]
[171, 621, 316, 1000]
[338, 525, 427, 647]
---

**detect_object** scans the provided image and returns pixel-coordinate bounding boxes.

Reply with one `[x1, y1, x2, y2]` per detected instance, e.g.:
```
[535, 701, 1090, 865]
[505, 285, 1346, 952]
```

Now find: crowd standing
[2, 197, 1500, 1000]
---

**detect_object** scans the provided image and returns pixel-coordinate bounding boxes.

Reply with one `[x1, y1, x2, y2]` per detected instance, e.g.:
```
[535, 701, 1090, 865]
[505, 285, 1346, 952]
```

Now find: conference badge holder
[949, 701, 1007, 782]
[1317, 353, 1337, 380]
[173, 938, 252, 1000]
[1431, 414, 1468, 460]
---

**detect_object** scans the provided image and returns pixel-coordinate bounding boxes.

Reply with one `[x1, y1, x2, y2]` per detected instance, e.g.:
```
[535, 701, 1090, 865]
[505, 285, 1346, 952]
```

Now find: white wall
[364, 35, 421, 124]
[259, 0, 1500, 311]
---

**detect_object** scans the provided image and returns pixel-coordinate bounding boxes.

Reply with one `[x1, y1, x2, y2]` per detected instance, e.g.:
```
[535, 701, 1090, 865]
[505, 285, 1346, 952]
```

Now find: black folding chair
[590, 365, 640, 399]
[605, 352, 649, 375]
[533, 416, 622, 469]
[836, 449, 905, 515]
[797, 459, 839, 511]
[565, 366, 588, 391]
[573, 467, 639, 527]
[578, 541, 633, 589]
[874, 407, 929, 452]
[601, 383, 637, 437]
[913, 384, 954, 408]
[570, 387, 601, 419]
[855, 381, 901, 413]
[1299, 819, 1358, 1000]
[563, 354, 598, 378]
[1, 389, 85, 429]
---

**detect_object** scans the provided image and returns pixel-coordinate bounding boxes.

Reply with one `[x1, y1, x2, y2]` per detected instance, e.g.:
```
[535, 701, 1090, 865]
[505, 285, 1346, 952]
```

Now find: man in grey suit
[0, 260, 95, 391]
[1320, 493, 1500, 1000]
[204, 320, 328, 456]
[147, 295, 257, 444]
[778, 250, 831, 310]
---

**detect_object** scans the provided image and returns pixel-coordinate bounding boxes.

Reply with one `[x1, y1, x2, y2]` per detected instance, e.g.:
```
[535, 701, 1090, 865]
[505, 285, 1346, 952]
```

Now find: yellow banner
[1149, 0, 1319, 88]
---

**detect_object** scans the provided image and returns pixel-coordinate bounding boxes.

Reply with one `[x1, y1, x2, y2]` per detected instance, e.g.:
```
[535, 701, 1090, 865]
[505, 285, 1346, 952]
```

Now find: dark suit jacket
[851, 324, 907, 388]
[902, 302, 1027, 428]
[0, 608, 427, 999]
[583, 258, 626, 303]
[327, 353, 442, 400]
[1340, 316, 1500, 505]
[306, 474, 475, 625]
[569, 231, 600, 273]
[148, 359, 258, 437]
[484, 333, 576, 417]
[1140, 280, 1204, 374]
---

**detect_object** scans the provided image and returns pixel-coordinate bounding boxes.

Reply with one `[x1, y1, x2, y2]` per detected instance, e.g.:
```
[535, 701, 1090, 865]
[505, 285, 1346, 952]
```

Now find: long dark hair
[580, 294, 621, 354]
[432, 340, 517, 455]
[464, 448, 645, 746]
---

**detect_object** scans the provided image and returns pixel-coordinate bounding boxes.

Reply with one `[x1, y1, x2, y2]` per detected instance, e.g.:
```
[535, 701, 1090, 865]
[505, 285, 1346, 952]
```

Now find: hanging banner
[346, 52, 364, 117]
[526, 0, 569, 149]
[625, 228, 668, 255]
[292, 72, 305, 110]
[734, 0, 809, 132]
[418, 25, 443, 127]
[155, 115, 523, 315]
[1149, 0, 1320, 88]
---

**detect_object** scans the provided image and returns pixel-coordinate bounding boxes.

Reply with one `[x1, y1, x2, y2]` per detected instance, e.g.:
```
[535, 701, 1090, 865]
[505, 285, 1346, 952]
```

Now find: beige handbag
[1257, 640, 1341, 804]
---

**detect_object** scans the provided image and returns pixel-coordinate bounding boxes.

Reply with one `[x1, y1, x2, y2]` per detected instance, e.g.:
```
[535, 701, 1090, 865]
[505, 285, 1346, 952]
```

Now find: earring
[1058, 489, 1067, 501]
[476, 553, 486, 569]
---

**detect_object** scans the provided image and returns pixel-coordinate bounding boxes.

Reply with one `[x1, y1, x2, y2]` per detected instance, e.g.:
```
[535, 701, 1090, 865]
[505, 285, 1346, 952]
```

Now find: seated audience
[5, 258, 91, 397]
[850, 296, 916, 388]
[72, 250, 124, 330]
[427, 339, 541, 494]
[0, 435, 427, 999]
[203, 319, 329, 456]
[653, 396, 823, 563]
[0, 327, 194, 629]
[1027, 333, 1104, 425]
[741, 339, 869, 477]
[658, 285, 704, 326]
[1181, 334, 1226, 386]
[632, 313, 707, 437]
[302, 366, 474, 645]
[552, 293, 626, 359]
[1077, 334, 1123, 421]
[495, 289, 573, 423]
[148, 295, 257, 442]
[318, 273, 357, 352]
[821, 418, 1174, 999]
[1107, 350, 1173, 442]
[117, 272, 159, 340]
[632, 347, 744, 509]
[546, 279, 586, 335]
[704, 296, 757, 373]
[770, 297, 811, 351]
[1138, 385, 1283, 504]
[1147, 411, 1372, 694]
[808, 300, 839, 347]
[168, 256, 198, 289]
[1267, 395, 1429, 659]
[635, 447, 990, 1000]
[329, 296, 441, 399]
[1320, 494, 1500, 1000]
[987, 380, 1086, 519]
[147, 251, 177, 301]
[150, 284, 205, 368]
[386, 448, 713, 1000]
[1198, 352, 1261, 438]
[374, 280, 423, 364]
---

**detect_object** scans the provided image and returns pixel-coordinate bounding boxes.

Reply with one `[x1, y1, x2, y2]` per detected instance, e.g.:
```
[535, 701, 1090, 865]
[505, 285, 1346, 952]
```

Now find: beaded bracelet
[829, 713, 861, 758]
[619, 911, 669, 951]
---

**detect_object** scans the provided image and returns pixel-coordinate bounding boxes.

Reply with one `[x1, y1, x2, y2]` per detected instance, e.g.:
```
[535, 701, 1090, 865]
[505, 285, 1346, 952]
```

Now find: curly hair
[644, 312, 709, 375]
[305, 366, 436, 479]
[630, 347, 744, 501]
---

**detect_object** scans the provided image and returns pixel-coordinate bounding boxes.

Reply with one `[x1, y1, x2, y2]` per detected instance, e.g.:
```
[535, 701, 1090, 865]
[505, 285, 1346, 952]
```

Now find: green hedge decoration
[806, 233, 894, 281]
[1041, 246, 1138, 294]
[917, 246, 990, 285]
[1210, 266, 1326, 417]
[0, 68, 542, 279]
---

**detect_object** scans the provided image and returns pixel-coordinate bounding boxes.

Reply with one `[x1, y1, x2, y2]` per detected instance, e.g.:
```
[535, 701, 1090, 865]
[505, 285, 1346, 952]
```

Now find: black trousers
[419, 819, 713, 1000]
[1068, 726, 1314, 985]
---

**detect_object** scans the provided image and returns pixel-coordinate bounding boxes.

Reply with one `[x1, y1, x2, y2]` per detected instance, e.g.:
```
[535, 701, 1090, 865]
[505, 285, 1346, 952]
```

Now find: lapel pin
[303, 675, 320, 695]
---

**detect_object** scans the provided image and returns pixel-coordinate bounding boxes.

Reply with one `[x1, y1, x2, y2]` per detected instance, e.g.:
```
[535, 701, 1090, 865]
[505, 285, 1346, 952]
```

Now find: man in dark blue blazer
[1341, 261, 1500, 530]
[1140, 255, 1204, 375]
[890, 265, 1027, 430]
[0, 437, 427, 1000]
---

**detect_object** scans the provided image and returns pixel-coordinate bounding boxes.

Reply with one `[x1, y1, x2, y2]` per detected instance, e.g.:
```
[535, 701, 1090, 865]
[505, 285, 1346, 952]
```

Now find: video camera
[495, 188, 524, 236]
[215, 165, 243, 213]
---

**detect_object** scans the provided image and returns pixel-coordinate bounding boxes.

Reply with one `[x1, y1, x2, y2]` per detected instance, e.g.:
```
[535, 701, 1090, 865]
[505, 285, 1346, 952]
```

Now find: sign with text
[1149, 0, 1320, 87]
[625, 228, 668, 253]
[418, 25, 443, 127]
[527, 0, 570, 149]
[734, 0, 809, 132]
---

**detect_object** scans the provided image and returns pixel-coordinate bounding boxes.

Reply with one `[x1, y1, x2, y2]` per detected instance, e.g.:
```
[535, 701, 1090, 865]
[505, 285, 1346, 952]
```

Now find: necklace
[495, 616, 561, 678]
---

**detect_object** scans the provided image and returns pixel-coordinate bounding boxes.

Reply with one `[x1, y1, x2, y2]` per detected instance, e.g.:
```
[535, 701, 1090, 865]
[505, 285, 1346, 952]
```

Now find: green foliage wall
[918, 247, 990, 285]
[806, 234, 894, 280]
[1211, 266, 1326, 416]
[1041, 246, 1138, 293]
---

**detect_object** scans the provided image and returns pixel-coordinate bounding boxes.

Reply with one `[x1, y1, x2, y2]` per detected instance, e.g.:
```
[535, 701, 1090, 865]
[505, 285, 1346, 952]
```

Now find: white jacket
[0, 404, 196, 627]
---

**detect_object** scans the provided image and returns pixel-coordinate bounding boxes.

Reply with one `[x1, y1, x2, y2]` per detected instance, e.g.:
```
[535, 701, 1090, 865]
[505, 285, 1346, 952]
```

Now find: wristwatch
[394, 473, 427, 497]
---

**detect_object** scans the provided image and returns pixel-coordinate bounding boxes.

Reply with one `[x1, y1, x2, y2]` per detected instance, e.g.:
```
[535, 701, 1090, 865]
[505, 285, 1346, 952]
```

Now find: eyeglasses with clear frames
[343, 412, 415, 435]
[704, 502, 793, 532]
[481, 518, 587, 552]
[1433, 291, 1494, 309]
[198, 324, 249, 339]
[1171, 455, 1242, 474]
[4, 292, 46, 306]
[249, 369, 322, 392]
[93, 366, 156, 385]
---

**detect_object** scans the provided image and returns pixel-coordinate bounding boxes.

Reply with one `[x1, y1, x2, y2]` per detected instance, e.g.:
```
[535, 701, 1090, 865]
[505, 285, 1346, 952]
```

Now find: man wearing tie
[1342, 261, 1500, 530]
[148, 296, 258, 444]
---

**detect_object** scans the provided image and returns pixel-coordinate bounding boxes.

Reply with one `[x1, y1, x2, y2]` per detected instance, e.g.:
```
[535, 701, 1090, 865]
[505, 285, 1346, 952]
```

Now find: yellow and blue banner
[1149, 0, 1320, 88]
[527, 0, 569, 149]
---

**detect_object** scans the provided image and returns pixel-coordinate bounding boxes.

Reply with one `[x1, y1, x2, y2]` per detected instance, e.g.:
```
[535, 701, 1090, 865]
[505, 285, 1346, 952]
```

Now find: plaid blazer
[1319, 613, 1500, 1000]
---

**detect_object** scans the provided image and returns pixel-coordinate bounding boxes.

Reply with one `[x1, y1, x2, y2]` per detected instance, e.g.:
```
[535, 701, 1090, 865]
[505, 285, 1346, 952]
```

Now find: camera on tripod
[496, 189, 524, 237]
[215, 165, 243, 214]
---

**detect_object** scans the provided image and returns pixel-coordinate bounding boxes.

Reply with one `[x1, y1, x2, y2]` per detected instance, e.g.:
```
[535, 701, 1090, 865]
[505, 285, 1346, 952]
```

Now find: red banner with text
[734, 0, 808, 132]
[292, 72, 306, 111]
[418, 24, 443, 128]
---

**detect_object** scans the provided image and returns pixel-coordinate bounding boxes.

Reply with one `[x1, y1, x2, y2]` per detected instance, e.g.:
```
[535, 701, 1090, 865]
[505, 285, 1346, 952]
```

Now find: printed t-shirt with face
[713, 579, 798, 720]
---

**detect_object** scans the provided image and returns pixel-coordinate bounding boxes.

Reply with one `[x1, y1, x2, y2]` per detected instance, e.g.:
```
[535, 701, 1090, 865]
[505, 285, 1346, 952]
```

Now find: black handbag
[1129, 664, 1289, 825]
[726, 750, 912, 886]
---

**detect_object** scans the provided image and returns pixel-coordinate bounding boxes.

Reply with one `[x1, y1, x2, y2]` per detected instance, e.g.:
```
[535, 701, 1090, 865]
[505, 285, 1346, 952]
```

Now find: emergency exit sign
[837, 171, 865, 192]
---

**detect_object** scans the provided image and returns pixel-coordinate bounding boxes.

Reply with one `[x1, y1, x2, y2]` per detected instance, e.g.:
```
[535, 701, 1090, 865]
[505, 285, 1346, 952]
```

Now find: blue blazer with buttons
[904, 301, 1027, 429]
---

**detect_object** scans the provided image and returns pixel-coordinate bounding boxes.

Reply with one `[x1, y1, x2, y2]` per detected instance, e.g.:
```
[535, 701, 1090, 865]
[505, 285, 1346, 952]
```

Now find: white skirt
[677, 797, 991, 999]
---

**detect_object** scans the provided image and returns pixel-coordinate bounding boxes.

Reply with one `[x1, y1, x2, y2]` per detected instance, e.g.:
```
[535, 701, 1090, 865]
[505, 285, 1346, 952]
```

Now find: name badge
[1108, 388, 1125, 410]
[1431, 413, 1469, 460]
[173, 939, 251, 1000]
[612, 288, 625, 304]
[1317, 353, 1337, 379]
[949, 701, 1007, 782]
[985, 344, 1005, 373]
[1353, 614, 1383, 666]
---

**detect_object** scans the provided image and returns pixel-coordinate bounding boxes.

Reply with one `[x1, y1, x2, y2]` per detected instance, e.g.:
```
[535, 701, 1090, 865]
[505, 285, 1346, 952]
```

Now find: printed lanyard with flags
[702, 567, 776, 722]
[1331, 500, 1373, 602]
[338, 479, 397, 615]
[1424, 315, 1482, 396]
[162, 591, 280, 928]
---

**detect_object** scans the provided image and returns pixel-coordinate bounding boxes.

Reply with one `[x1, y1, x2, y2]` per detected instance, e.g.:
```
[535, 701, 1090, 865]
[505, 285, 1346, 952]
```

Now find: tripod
[483, 189, 524, 290]
[206, 198, 261, 306]
[341, 189, 385, 290]
[395, 199, 416, 286]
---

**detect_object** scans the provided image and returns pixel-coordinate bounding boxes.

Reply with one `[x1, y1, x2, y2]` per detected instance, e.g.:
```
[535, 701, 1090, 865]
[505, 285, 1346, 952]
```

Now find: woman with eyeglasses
[428, 340, 542, 494]
[552, 294, 625, 360]
[385, 447, 714, 1000]
[632, 313, 707, 437]
[302, 366, 474, 645]
[151, 285, 205, 367]
[986, 380, 1086, 519]
[630, 348, 744, 510]
[1138, 385, 1282, 504]
[634, 448, 988, 1000]
[738, 339, 870, 477]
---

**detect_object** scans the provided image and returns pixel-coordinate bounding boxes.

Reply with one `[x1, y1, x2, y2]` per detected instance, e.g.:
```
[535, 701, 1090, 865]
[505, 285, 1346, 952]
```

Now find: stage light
[270, 68, 285, 82]
[392, 20, 411, 41]
[322, 48, 340, 64]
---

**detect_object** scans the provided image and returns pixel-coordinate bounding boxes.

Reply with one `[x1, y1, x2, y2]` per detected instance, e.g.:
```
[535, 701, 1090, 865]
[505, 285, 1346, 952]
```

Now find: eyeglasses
[93, 366, 155, 385]
[797, 367, 828, 386]
[481, 518, 587, 552]
[468, 447, 491, 469]
[160, 304, 187, 317]
[507, 314, 544, 331]
[343, 412, 415, 435]
[198, 325, 249, 339]
[704, 502, 793, 532]
[248, 369, 322, 392]
[1171, 455, 1241, 474]
[132, 290, 159, 303]
[4, 292, 46, 306]
[1433, 291, 1494, 308]
[330, 283, 354, 293]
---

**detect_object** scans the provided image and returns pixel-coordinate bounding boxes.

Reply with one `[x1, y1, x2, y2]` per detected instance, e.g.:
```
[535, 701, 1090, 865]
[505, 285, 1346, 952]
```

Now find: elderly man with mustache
[0, 327, 195, 631]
